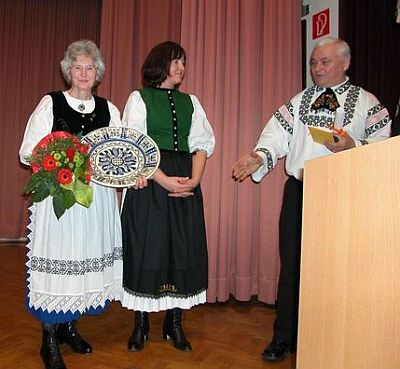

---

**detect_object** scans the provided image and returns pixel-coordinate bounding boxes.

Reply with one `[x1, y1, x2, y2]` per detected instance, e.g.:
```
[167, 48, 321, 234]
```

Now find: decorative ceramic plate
[82, 127, 160, 188]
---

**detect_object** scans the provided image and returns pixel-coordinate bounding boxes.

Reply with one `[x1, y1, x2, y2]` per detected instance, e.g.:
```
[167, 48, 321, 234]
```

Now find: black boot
[56, 321, 92, 354]
[128, 311, 149, 351]
[40, 324, 67, 369]
[163, 308, 192, 351]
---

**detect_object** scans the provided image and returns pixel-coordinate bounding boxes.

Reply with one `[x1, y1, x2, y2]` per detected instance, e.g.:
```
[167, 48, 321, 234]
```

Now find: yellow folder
[308, 126, 335, 144]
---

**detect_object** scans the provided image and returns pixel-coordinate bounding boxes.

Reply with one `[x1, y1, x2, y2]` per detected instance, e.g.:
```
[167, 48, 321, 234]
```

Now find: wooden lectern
[297, 136, 400, 369]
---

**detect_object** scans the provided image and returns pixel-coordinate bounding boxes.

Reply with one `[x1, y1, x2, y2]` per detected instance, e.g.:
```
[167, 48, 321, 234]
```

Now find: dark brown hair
[142, 41, 186, 87]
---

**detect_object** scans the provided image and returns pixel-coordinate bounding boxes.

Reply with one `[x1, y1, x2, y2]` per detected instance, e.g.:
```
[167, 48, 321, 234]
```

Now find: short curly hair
[60, 39, 105, 85]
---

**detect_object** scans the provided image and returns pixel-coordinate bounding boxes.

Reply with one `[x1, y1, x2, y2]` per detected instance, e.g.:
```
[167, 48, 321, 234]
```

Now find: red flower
[42, 155, 57, 171]
[84, 160, 92, 184]
[79, 144, 89, 154]
[31, 162, 40, 174]
[66, 148, 76, 162]
[56, 168, 73, 185]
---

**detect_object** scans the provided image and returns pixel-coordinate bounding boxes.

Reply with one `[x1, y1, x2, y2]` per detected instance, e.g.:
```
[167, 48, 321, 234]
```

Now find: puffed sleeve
[107, 101, 123, 127]
[122, 90, 148, 134]
[188, 95, 215, 158]
[19, 95, 54, 165]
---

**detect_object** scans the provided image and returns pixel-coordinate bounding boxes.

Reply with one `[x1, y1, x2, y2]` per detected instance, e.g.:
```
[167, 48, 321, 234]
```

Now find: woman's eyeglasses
[71, 64, 97, 73]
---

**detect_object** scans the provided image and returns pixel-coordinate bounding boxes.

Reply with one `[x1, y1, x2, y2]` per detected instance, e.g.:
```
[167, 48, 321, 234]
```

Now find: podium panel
[297, 136, 400, 369]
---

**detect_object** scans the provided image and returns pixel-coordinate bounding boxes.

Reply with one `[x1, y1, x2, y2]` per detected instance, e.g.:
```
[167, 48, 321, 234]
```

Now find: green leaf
[74, 166, 84, 179]
[60, 188, 76, 209]
[50, 180, 62, 196]
[72, 180, 93, 208]
[24, 172, 54, 194]
[52, 192, 66, 219]
[61, 182, 74, 191]
[52, 189, 76, 219]
[31, 182, 51, 202]
[23, 174, 42, 193]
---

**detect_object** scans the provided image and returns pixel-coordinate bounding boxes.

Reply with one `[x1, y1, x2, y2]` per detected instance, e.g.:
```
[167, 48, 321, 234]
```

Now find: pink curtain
[99, 0, 301, 304]
[98, 0, 183, 110]
[180, 0, 301, 303]
[0, 0, 102, 238]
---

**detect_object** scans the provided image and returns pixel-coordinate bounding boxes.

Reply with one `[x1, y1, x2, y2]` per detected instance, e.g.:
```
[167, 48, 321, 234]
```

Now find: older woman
[121, 41, 215, 353]
[19, 40, 123, 369]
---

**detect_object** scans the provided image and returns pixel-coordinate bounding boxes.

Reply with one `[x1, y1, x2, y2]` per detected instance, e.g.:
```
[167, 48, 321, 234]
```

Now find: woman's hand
[169, 150, 206, 197]
[164, 176, 195, 197]
[168, 177, 198, 198]
[152, 169, 194, 197]
[131, 176, 148, 190]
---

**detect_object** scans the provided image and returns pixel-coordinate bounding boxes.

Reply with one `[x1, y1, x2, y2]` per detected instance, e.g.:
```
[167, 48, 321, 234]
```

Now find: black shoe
[40, 325, 67, 369]
[57, 321, 92, 354]
[128, 311, 149, 352]
[163, 308, 192, 351]
[261, 339, 292, 362]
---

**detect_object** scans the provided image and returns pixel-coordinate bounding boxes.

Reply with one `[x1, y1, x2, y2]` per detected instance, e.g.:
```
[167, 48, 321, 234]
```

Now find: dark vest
[49, 91, 110, 138]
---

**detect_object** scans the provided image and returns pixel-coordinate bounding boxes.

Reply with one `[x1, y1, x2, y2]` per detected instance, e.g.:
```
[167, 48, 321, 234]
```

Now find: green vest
[139, 87, 194, 152]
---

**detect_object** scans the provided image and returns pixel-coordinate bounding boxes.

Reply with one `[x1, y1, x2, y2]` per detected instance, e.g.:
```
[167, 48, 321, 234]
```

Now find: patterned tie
[311, 87, 340, 112]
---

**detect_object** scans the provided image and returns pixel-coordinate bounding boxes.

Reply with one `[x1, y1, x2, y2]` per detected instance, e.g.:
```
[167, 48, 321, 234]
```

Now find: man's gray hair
[313, 36, 351, 59]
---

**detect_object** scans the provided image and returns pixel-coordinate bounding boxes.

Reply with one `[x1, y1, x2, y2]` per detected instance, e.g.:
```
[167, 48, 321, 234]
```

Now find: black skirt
[121, 150, 208, 299]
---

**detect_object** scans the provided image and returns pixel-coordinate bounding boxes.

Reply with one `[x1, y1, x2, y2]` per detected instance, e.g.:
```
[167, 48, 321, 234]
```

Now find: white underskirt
[121, 290, 206, 312]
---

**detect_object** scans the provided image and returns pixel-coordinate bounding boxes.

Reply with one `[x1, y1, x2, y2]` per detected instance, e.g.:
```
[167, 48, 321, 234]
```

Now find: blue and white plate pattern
[82, 127, 160, 188]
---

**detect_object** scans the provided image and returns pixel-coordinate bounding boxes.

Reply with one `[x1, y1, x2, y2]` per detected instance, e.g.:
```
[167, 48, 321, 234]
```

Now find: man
[232, 37, 391, 362]
[390, 96, 400, 136]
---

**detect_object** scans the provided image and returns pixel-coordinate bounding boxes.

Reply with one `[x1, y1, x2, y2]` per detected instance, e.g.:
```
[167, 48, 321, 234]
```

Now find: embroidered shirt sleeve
[251, 100, 296, 182]
[358, 90, 391, 145]
[365, 103, 391, 136]
[274, 101, 295, 134]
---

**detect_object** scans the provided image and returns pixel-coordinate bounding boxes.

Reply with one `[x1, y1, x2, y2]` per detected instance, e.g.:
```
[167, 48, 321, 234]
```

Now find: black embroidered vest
[49, 91, 110, 137]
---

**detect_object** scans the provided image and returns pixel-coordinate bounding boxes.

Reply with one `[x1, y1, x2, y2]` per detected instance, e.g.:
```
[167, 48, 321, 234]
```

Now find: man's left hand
[324, 131, 355, 153]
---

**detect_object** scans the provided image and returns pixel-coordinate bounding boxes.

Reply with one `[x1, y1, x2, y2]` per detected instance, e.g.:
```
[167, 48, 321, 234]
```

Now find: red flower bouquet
[23, 131, 93, 219]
